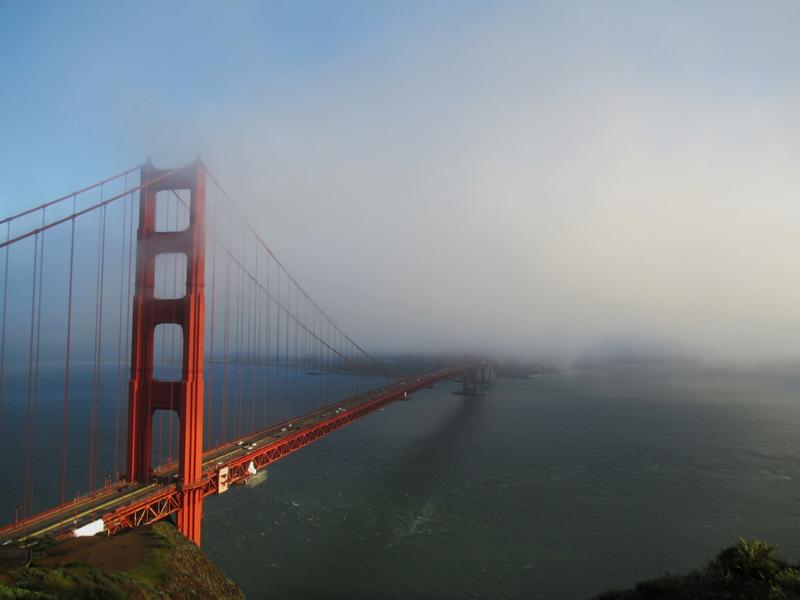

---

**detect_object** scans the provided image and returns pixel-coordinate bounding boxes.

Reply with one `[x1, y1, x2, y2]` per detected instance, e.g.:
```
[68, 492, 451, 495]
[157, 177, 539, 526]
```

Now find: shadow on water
[383, 393, 488, 495]
[207, 392, 495, 600]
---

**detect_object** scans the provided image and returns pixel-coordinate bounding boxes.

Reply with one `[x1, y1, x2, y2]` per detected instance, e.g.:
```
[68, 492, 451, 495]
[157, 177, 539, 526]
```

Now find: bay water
[201, 362, 800, 599]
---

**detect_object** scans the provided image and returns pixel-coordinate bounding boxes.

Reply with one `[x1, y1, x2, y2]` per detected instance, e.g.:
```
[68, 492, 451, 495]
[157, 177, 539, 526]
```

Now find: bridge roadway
[0, 365, 470, 545]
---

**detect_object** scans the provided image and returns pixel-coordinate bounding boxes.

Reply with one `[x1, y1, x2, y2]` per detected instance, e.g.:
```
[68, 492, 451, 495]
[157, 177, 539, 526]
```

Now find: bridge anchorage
[0, 159, 477, 547]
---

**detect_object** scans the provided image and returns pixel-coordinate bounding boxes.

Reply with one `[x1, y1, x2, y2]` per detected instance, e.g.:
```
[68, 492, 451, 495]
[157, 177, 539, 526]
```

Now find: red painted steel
[0, 159, 481, 549]
[104, 487, 180, 536]
[103, 366, 470, 538]
[126, 161, 206, 544]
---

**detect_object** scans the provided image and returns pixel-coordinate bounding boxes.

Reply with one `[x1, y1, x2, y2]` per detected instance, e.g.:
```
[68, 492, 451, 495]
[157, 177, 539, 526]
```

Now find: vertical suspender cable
[90, 202, 107, 491]
[275, 268, 281, 424]
[303, 296, 308, 412]
[0, 222, 9, 436]
[122, 184, 135, 477]
[222, 214, 232, 444]
[31, 210, 47, 511]
[251, 244, 259, 433]
[234, 267, 243, 438]
[245, 238, 253, 434]
[113, 182, 129, 477]
[23, 232, 39, 516]
[23, 229, 40, 517]
[287, 284, 293, 417]
[207, 189, 218, 448]
[265, 252, 271, 427]
[237, 241, 245, 437]
[315, 309, 321, 410]
[293, 282, 300, 415]
[244, 241, 252, 434]
[61, 197, 77, 503]
[284, 279, 289, 420]
[325, 320, 331, 406]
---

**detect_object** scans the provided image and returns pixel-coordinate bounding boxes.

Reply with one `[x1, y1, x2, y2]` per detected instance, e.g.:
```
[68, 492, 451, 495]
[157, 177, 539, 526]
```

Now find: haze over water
[3, 2, 800, 598]
[202, 363, 800, 599]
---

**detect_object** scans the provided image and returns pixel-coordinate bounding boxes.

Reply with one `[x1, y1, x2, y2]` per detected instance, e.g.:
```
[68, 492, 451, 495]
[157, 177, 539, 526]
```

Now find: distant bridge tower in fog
[454, 361, 494, 396]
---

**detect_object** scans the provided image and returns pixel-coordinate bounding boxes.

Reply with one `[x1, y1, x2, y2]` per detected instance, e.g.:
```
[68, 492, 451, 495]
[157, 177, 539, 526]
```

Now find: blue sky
[0, 1, 429, 206]
[2, 0, 795, 197]
[2, 0, 796, 211]
[0, 2, 350, 199]
[2, 1, 800, 358]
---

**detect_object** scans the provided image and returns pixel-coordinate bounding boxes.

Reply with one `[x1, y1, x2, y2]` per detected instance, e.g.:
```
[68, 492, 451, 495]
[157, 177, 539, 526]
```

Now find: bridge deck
[1, 366, 466, 545]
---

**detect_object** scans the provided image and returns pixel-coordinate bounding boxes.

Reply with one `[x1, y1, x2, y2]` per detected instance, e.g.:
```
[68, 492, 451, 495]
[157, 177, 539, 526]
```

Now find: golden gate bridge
[0, 160, 488, 546]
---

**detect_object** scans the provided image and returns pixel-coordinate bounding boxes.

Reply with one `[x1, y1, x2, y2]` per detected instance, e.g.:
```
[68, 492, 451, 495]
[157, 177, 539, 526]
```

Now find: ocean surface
[200, 362, 800, 599]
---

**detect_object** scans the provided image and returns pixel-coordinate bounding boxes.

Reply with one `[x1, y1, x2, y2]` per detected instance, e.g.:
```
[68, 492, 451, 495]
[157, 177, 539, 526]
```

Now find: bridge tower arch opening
[126, 160, 206, 545]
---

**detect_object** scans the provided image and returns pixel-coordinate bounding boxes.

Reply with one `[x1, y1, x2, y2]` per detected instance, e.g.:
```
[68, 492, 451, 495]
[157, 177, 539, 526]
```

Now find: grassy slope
[0, 522, 244, 599]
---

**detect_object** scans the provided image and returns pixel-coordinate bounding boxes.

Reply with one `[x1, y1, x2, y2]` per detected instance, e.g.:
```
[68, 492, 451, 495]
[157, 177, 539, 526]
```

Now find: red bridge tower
[126, 161, 206, 545]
